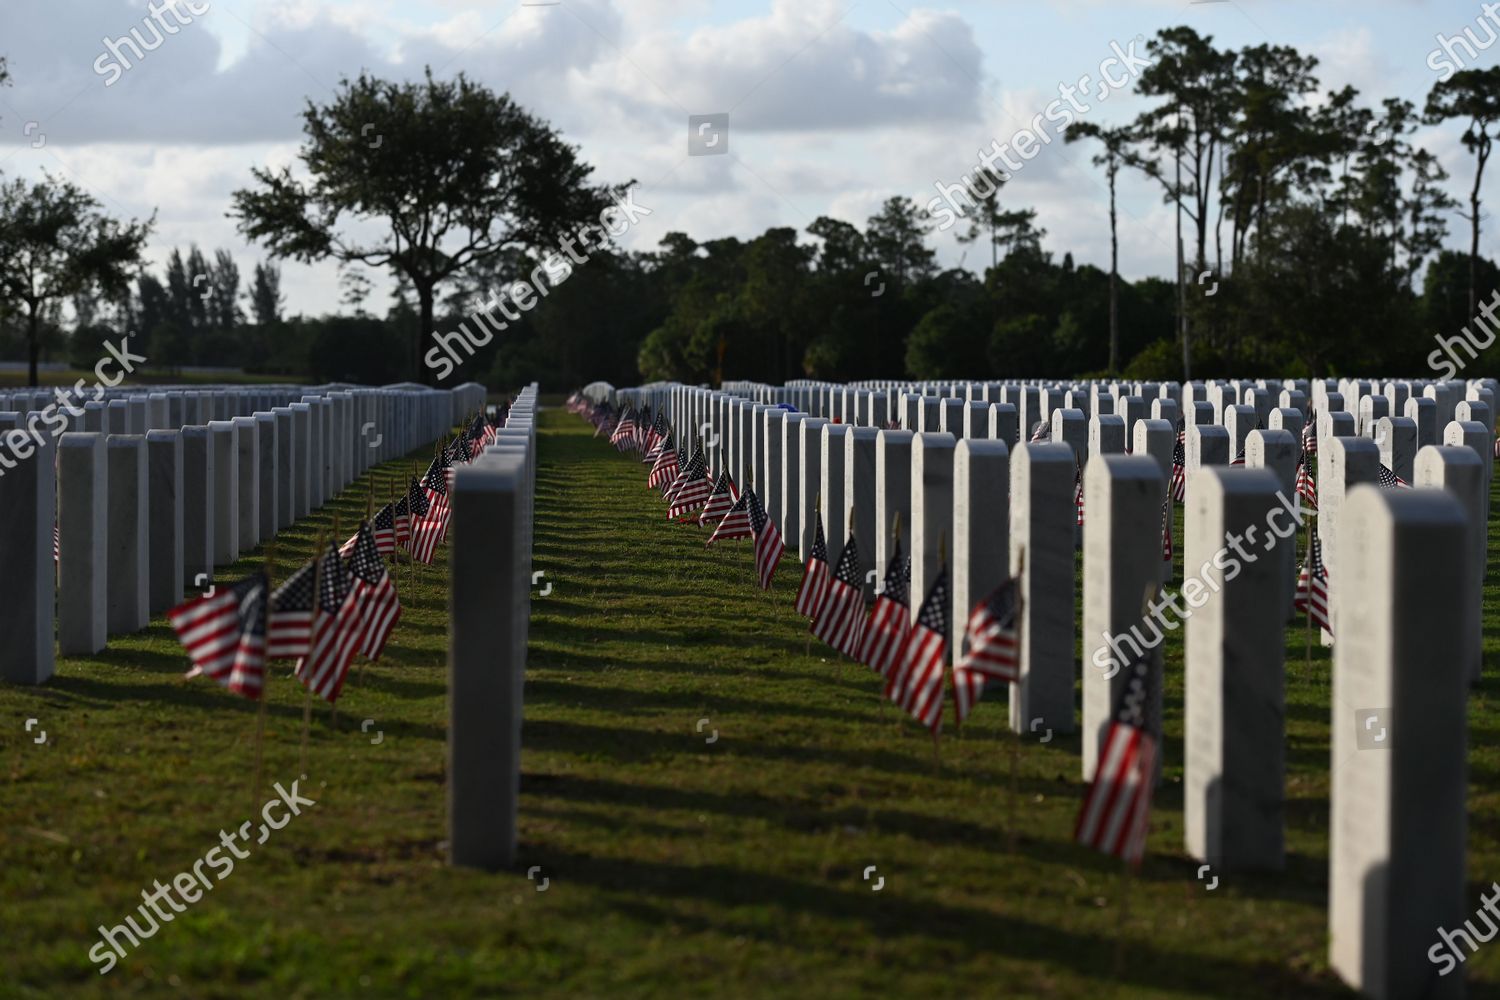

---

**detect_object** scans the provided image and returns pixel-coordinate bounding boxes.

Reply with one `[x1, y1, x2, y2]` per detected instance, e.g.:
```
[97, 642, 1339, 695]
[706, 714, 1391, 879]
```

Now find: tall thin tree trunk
[1470, 139, 1488, 320]
[416, 282, 435, 385]
[1108, 170, 1119, 374]
[1177, 149, 1191, 380]
[27, 302, 40, 388]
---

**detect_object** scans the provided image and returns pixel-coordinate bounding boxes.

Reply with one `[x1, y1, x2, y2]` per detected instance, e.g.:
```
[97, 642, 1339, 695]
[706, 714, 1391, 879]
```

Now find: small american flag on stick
[794, 512, 831, 617]
[698, 471, 737, 527]
[859, 543, 911, 675]
[1294, 458, 1318, 510]
[294, 546, 364, 703]
[952, 575, 1019, 726]
[1376, 463, 1409, 489]
[346, 522, 401, 661]
[1074, 628, 1157, 867]
[648, 442, 679, 490]
[748, 489, 784, 590]
[1295, 533, 1331, 635]
[267, 560, 315, 659]
[1169, 431, 1187, 503]
[810, 533, 866, 658]
[885, 566, 949, 733]
[707, 489, 753, 545]
[668, 447, 712, 520]
[169, 572, 270, 700]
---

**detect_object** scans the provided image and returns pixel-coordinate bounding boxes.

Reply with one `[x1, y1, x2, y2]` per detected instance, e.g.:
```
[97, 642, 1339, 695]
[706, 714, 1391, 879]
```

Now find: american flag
[53, 522, 59, 564]
[1230, 447, 1246, 467]
[885, 567, 949, 733]
[643, 412, 669, 463]
[610, 408, 638, 451]
[1073, 642, 1157, 867]
[648, 441, 679, 490]
[668, 447, 713, 520]
[411, 453, 452, 564]
[1295, 533, 1331, 634]
[1302, 409, 1318, 459]
[450, 432, 472, 466]
[859, 544, 911, 675]
[371, 502, 397, 556]
[1295, 459, 1318, 510]
[399, 476, 430, 550]
[952, 575, 1019, 725]
[1376, 463, 1409, 489]
[663, 442, 699, 504]
[748, 489, 784, 590]
[810, 534, 866, 657]
[698, 471, 737, 527]
[294, 546, 364, 703]
[1074, 464, 1086, 527]
[1168, 431, 1187, 502]
[267, 560, 315, 658]
[346, 521, 402, 661]
[706, 488, 753, 546]
[794, 512, 831, 618]
[1029, 419, 1050, 443]
[169, 572, 270, 700]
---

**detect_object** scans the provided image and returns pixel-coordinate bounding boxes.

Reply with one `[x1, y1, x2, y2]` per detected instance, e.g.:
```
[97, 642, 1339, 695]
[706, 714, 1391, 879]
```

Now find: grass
[2, 406, 1499, 998]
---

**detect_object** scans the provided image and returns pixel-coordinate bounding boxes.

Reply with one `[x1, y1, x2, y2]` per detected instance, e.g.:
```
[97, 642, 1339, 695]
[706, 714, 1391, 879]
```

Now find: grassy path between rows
[3, 406, 1498, 997]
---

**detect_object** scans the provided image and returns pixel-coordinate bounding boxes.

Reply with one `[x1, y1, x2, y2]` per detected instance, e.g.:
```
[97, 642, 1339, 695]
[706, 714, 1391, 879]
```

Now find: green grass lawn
[3, 407, 1498, 998]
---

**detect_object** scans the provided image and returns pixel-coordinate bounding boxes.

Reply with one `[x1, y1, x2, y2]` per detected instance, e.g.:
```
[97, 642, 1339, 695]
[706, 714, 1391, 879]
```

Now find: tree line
[0, 28, 1496, 387]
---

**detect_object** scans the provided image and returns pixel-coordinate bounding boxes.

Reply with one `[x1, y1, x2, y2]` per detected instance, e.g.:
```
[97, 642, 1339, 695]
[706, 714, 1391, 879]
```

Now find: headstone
[1081, 455, 1163, 780]
[180, 426, 214, 584]
[796, 417, 828, 560]
[232, 416, 259, 552]
[952, 439, 1008, 662]
[209, 421, 240, 566]
[145, 430, 185, 616]
[57, 432, 108, 655]
[448, 453, 528, 871]
[874, 429, 914, 595]
[822, 424, 850, 567]
[1009, 442, 1077, 737]
[1088, 413, 1125, 464]
[1328, 487, 1467, 1000]
[846, 427, 879, 599]
[1320, 436, 1378, 641]
[106, 435, 150, 635]
[1414, 445, 1485, 685]
[1184, 466, 1287, 872]
[256, 413, 278, 540]
[763, 409, 785, 528]
[910, 433, 957, 625]
[1051, 408, 1087, 468]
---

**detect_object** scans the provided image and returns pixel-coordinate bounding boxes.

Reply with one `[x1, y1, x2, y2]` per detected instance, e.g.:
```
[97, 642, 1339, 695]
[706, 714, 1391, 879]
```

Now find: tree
[248, 261, 284, 326]
[209, 249, 242, 330]
[0, 175, 151, 384]
[864, 197, 936, 287]
[231, 69, 625, 381]
[952, 167, 1042, 271]
[1066, 123, 1134, 372]
[1426, 68, 1500, 318]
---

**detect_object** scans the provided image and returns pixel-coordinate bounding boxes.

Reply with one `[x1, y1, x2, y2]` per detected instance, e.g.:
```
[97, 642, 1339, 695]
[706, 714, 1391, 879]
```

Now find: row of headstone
[613, 376, 1490, 1000]
[0, 380, 488, 687]
[448, 383, 539, 873]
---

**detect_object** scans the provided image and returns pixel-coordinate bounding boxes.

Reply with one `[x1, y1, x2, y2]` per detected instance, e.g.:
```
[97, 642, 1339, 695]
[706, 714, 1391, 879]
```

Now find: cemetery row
[0, 379, 487, 688]
[583, 375, 1490, 1000]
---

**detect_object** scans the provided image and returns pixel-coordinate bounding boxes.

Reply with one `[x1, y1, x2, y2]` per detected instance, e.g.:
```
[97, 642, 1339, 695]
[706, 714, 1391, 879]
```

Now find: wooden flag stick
[1007, 545, 1028, 853]
[1303, 514, 1314, 674]
[249, 541, 280, 813]
[299, 532, 324, 774]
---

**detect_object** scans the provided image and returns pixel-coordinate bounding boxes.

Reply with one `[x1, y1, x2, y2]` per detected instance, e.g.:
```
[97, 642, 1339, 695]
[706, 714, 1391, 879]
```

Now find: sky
[0, 0, 1494, 316]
